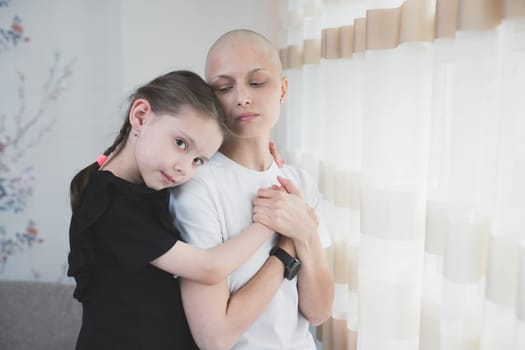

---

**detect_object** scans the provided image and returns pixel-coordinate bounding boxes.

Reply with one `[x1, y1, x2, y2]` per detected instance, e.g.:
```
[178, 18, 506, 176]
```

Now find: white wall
[0, 0, 279, 282]
[119, 0, 280, 93]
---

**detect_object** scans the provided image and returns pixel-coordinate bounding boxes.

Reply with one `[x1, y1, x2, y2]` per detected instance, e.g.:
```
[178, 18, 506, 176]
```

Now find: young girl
[67, 70, 291, 349]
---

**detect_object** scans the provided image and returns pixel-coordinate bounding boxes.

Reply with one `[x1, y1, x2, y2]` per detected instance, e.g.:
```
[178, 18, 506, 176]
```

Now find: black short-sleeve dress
[67, 171, 198, 349]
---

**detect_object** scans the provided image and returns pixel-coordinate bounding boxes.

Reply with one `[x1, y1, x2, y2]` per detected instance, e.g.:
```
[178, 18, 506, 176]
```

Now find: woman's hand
[269, 141, 285, 168]
[252, 176, 317, 244]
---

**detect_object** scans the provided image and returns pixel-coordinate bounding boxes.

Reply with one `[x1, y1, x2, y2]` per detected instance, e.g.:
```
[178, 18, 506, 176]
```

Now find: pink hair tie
[96, 155, 107, 167]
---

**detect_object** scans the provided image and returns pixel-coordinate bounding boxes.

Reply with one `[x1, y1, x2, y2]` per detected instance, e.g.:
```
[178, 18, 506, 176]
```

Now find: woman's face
[205, 37, 286, 140]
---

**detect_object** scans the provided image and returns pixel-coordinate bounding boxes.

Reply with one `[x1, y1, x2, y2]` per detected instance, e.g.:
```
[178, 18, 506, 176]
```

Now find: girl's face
[205, 38, 287, 140]
[133, 105, 223, 190]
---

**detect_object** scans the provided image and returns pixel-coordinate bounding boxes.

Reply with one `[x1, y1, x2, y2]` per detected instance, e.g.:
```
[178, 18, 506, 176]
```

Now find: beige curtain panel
[280, 0, 525, 69]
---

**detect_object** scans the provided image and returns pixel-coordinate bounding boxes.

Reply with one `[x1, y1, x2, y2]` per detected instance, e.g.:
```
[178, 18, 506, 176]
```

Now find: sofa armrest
[0, 280, 81, 350]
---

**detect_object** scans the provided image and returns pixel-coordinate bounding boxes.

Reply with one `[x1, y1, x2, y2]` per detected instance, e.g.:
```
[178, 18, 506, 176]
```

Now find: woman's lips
[237, 112, 258, 121]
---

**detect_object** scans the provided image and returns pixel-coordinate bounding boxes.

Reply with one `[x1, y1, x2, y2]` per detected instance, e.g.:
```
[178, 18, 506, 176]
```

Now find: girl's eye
[250, 81, 265, 87]
[193, 158, 204, 166]
[175, 139, 187, 150]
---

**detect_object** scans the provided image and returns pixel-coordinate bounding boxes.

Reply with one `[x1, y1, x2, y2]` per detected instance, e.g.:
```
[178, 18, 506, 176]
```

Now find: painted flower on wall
[0, 13, 29, 54]
[0, 1, 75, 274]
[0, 220, 43, 272]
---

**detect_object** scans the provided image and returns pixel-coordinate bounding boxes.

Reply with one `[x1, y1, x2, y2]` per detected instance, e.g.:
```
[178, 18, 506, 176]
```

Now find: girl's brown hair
[70, 70, 227, 212]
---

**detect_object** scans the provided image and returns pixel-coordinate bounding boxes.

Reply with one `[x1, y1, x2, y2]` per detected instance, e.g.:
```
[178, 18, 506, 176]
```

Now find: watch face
[285, 258, 301, 280]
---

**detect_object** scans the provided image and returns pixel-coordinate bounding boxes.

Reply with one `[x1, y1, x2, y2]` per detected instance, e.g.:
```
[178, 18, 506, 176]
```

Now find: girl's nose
[173, 156, 196, 180]
[173, 162, 186, 176]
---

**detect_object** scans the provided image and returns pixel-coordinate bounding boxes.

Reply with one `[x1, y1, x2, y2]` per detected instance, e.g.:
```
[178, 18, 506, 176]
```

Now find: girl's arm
[150, 222, 273, 285]
[151, 141, 285, 285]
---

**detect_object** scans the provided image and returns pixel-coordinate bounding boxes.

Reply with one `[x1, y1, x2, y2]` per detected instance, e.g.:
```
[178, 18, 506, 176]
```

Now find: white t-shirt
[170, 152, 330, 350]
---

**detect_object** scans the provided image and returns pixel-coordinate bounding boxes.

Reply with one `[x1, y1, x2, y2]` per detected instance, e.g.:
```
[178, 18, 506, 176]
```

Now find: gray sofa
[0, 280, 82, 350]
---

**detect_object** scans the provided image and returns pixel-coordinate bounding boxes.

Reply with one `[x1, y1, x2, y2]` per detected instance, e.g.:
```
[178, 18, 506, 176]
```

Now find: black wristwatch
[270, 247, 301, 280]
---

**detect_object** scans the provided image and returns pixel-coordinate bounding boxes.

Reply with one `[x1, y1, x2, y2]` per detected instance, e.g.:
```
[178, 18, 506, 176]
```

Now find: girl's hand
[252, 176, 317, 244]
[269, 141, 285, 168]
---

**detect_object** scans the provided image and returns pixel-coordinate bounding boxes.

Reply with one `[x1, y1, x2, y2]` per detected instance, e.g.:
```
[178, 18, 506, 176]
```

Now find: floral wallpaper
[0, 0, 74, 279]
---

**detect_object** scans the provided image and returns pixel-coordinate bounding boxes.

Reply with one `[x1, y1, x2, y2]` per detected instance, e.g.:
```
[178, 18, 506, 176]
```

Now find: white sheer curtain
[276, 1, 525, 349]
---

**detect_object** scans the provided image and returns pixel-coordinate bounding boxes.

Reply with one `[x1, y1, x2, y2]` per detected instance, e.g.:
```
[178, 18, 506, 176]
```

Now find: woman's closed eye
[250, 81, 265, 87]
[215, 86, 232, 93]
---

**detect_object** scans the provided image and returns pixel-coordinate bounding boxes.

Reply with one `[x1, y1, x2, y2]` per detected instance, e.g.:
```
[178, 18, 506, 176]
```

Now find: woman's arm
[294, 225, 333, 325]
[151, 222, 273, 285]
[252, 176, 334, 325]
[180, 237, 294, 350]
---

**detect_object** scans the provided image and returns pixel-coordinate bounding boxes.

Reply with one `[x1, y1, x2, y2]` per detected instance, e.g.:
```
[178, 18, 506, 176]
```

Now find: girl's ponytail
[69, 118, 131, 212]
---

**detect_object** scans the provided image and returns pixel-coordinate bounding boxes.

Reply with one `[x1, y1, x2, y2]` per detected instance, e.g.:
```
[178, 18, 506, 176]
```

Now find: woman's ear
[129, 99, 152, 132]
[280, 77, 288, 103]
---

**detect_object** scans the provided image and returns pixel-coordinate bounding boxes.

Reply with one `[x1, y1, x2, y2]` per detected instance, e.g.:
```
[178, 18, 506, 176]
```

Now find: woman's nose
[236, 88, 251, 106]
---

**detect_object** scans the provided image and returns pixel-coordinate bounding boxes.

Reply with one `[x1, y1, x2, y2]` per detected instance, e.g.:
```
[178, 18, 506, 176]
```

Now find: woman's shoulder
[279, 163, 315, 187]
[278, 163, 320, 206]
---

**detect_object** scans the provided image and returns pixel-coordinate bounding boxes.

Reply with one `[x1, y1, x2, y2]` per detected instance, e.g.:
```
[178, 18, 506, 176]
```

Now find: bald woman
[171, 29, 333, 350]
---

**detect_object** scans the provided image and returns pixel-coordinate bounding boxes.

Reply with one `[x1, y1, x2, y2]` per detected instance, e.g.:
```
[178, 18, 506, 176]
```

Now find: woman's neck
[220, 138, 273, 171]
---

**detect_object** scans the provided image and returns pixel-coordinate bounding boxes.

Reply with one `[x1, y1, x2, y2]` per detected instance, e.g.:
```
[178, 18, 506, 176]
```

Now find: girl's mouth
[161, 171, 175, 185]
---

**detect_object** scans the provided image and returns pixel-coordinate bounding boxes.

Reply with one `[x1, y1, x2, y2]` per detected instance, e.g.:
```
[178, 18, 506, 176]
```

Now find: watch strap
[270, 246, 301, 280]
[270, 246, 293, 265]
